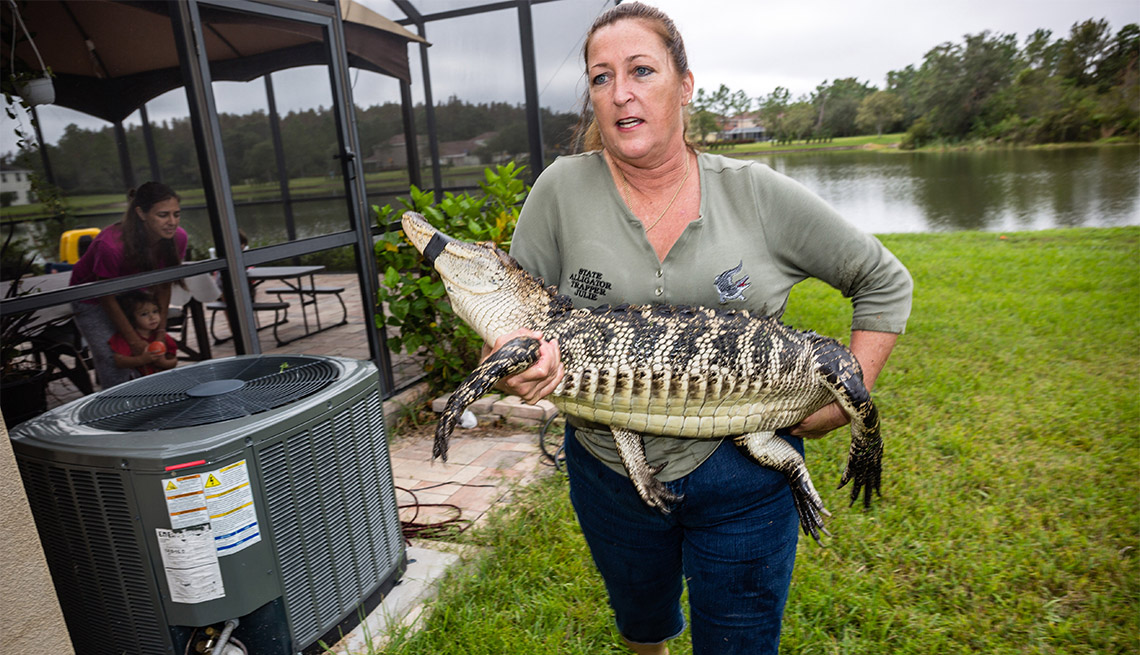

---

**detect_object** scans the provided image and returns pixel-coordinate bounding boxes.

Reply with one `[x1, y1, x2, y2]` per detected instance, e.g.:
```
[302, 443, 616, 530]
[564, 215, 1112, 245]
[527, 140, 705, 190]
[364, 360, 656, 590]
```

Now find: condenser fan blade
[76, 356, 340, 431]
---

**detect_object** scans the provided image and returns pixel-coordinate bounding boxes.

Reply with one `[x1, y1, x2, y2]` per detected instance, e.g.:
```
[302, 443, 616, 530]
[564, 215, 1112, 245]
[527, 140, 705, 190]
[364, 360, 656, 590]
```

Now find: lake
[7, 146, 1139, 261]
[747, 145, 1139, 233]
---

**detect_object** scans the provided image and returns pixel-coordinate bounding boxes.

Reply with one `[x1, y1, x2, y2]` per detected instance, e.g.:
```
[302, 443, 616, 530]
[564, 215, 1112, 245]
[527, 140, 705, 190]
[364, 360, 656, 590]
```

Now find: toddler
[109, 291, 178, 378]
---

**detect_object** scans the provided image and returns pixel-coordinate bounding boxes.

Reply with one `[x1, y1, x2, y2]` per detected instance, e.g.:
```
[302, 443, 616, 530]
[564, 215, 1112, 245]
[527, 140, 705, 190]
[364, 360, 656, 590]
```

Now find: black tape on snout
[423, 231, 455, 264]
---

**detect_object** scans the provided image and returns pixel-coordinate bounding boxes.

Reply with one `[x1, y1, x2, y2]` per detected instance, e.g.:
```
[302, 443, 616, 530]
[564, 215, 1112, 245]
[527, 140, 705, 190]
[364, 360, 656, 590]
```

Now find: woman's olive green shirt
[510, 151, 913, 481]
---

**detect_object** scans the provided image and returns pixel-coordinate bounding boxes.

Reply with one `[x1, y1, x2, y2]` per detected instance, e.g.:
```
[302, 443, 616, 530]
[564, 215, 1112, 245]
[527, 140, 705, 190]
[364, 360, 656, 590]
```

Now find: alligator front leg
[434, 336, 542, 461]
[611, 427, 682, 513]
[813, 340, 883, 509]
[734, 432, 831, 544]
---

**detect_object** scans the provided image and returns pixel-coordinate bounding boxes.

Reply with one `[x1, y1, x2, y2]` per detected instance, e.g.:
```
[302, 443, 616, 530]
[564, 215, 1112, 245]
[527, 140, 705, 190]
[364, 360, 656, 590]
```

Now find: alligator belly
[551, 378, 832, 438]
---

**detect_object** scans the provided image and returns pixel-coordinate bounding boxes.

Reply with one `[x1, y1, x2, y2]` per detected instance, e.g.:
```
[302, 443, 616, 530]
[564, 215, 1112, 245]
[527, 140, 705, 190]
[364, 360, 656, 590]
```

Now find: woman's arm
[789, 329, 899, 439]
[153, 281, 173, 342]
[112, 349, 164, 369]
[152, 353, 177, 371]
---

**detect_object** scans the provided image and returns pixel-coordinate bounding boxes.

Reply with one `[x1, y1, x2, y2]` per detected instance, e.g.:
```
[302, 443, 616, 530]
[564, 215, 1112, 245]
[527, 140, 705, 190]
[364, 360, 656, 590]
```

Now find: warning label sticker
[162, 474, 209, 529]
[161, 459, 261, 556]
[156, 526, 225, 604]
[204, 460, 261, 556]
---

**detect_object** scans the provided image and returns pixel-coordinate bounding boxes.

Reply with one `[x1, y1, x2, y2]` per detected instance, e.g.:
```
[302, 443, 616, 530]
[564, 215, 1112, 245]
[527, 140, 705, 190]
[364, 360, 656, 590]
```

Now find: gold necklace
[616, 153, 691, 232]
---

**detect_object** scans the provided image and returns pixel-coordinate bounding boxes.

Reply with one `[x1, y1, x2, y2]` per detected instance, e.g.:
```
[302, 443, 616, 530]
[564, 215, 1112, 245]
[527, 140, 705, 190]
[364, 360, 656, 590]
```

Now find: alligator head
[400, 211, 561, 344]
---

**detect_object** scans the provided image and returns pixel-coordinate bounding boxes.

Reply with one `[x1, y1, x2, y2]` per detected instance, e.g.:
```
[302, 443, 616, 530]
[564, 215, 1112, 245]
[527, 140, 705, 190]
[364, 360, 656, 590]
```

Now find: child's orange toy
[146, 341, 167, 354]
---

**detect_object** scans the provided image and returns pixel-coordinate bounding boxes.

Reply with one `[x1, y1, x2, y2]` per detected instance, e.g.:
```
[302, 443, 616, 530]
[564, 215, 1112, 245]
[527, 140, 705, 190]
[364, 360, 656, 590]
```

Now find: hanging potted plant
[3, 0, 54, 109]
[13, 72, 53, 107]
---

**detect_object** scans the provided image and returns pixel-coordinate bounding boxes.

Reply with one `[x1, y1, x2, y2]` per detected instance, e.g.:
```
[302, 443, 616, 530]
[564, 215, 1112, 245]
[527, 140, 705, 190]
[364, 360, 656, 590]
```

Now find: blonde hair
[573, 2, 694, 152]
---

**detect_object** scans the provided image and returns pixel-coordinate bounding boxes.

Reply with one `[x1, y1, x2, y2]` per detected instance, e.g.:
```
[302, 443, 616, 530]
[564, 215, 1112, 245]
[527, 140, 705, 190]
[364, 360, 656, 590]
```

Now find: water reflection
[751, 146, 1139, 233]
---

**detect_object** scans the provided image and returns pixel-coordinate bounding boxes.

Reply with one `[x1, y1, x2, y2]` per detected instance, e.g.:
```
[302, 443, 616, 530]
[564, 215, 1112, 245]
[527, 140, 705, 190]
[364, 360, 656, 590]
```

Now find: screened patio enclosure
[1, 0, 614, 398]
[1, 0, 420, 393]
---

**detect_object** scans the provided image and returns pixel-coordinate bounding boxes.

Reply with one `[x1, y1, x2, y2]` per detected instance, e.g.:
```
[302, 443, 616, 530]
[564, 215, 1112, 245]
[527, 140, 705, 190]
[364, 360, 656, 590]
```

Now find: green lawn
[714, 133, 906, 157]
[370, 227, 1139, 654]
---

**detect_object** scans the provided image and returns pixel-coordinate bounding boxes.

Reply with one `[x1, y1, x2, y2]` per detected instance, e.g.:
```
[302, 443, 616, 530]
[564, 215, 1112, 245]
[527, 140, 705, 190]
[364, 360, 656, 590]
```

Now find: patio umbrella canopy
[1, 0, 425, 123]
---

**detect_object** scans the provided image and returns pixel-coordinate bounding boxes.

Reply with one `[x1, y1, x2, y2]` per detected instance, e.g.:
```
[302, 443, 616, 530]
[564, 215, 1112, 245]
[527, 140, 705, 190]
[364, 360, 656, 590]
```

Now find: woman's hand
[788, 402, 849, 439]
[484, 328, 564, 404]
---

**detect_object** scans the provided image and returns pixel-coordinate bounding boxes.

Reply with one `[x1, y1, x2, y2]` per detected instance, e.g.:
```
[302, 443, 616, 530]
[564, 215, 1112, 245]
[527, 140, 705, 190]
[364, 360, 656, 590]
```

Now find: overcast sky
[5, 0, 1139, 148]
[646, 0, 1139, 102]
[344, 0, 1140, 118]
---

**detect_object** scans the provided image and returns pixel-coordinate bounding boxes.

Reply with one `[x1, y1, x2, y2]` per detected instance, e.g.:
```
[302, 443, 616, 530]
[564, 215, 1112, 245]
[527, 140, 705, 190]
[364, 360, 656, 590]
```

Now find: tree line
[691, 18, 1138, 147]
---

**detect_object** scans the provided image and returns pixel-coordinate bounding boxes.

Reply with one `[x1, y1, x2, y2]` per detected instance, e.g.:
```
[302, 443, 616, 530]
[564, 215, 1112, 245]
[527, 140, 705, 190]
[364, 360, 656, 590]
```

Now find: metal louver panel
[17, 461, 167, 655]
[259, 389, 401, 647]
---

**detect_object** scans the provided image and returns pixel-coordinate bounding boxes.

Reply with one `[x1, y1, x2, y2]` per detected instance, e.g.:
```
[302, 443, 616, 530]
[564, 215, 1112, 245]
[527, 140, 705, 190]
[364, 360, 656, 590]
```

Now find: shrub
[373, 162, 528, 392]
[900, 115, 935, 150]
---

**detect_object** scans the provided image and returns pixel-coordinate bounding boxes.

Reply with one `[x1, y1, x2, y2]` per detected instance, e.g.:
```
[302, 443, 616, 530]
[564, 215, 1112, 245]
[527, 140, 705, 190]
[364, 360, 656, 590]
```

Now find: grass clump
[379, 227, 1139, 654]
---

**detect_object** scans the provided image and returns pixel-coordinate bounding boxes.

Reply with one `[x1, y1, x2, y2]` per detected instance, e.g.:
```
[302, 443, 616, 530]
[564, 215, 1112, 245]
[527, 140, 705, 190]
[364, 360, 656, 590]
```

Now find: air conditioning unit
[9, 354, 405, 655]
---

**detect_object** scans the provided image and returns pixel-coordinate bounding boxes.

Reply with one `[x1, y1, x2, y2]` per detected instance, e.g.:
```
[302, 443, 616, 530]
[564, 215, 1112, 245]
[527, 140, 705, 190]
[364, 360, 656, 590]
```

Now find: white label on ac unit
[156, 526, 225, 604]
[204, 459, 262, 556]
[162, 473, 209, 529]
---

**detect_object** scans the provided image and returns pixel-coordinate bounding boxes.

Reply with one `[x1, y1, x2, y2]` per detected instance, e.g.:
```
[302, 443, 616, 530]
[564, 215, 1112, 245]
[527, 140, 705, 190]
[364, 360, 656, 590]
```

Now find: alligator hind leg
[611, 427, 681, 513]
[734, 432, 831, 544]
[434, 336, 542, 461]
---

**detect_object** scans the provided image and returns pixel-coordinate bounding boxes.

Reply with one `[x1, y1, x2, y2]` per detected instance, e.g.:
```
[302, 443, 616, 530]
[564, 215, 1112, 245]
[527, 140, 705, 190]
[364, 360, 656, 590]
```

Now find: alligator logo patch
[714, 261, 751, 303]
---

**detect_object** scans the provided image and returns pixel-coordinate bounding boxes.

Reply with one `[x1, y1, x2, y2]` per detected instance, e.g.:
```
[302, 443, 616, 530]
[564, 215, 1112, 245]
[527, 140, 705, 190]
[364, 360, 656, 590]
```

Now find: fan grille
[77, 356, 340, 431]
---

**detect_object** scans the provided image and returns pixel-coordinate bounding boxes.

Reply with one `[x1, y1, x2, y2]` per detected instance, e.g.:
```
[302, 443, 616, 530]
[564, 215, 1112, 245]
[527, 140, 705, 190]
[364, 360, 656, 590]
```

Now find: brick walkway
[389, 428, 549, 527]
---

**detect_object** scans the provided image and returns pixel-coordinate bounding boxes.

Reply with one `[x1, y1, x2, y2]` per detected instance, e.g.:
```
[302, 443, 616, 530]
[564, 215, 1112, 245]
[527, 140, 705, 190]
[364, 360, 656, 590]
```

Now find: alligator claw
[839, 472, 880, 509]
[611, 428, 680, 513]
[630, 469, 681, 513]
[789, 469, 831, 544]
[838, 440, 883, 509]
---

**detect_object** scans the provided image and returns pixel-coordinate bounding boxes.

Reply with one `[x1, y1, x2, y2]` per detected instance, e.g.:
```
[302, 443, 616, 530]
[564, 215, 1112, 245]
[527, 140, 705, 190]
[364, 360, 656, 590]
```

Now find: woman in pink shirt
[70, 182, 187, 389]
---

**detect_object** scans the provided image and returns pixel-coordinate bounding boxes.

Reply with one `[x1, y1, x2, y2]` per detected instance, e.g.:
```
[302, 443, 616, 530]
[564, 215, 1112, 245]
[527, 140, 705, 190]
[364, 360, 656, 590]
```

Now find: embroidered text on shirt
[569, 267, 611, 301]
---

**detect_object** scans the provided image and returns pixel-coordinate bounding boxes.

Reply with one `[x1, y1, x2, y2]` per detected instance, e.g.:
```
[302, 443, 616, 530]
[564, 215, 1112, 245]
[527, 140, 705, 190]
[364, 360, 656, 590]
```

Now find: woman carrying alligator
[486, 3, 913, 653]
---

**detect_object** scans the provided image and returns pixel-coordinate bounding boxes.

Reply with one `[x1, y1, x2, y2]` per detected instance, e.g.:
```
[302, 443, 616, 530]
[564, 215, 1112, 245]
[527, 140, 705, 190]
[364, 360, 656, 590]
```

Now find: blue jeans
[565, 425, 802, 654]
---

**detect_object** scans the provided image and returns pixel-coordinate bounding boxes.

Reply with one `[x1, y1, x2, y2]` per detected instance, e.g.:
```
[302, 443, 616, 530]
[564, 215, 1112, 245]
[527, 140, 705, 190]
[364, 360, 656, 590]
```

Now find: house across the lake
[0, 166, 34, 206]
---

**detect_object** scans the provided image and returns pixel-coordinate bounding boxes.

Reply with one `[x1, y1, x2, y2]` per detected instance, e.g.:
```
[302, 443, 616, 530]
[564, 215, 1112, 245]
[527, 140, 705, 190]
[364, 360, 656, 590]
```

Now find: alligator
[400, 211, 882, 543]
